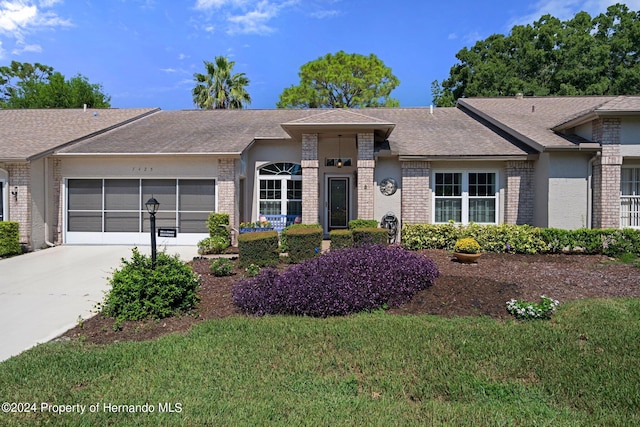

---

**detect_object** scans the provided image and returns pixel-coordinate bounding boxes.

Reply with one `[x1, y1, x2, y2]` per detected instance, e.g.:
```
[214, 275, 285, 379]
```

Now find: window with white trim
[258, 162, 302, 218]
[621, 167, 640, 228]
[433, 171, 498, 224]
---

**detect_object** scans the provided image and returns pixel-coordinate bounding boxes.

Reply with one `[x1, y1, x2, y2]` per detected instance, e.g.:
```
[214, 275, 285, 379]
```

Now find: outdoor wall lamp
[11, 186, 18, 201]
[145, 196, 160, 268]
[337, 134, 343, 168]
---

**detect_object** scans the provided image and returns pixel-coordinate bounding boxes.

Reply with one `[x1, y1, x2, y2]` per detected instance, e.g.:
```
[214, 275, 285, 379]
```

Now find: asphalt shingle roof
[60, 107, 532, 158]
[0, 108, 158, 161]
[458, 96, 628, 149]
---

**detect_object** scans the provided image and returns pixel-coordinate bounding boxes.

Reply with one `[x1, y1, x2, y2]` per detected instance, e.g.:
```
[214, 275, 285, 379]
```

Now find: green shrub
[401, 223, 547, 254]
[207, 212, 229, 237]
[282, 225, 323, 264]
[238, 231, 280, 268]
[402, 223, 640, 256]
[330, 229, 353, 250]
[348, 219, 379, 229]
[280, 223, 322, 253]
[352, 227, 388, 246]
[0, 221, 21, 257]
[244, 263, 260, 277]
[197, 236, 229, 255]
[100, 248, 200, 322]
[401, 223, 459, 251]
[209, 258, 235, 277]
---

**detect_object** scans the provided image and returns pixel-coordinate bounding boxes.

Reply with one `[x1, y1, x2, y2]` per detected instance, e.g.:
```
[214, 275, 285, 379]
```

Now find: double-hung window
[433, 171, 498, 224]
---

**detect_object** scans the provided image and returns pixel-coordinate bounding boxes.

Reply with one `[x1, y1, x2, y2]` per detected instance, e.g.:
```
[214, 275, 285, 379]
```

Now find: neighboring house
[1, 95, 638, 250]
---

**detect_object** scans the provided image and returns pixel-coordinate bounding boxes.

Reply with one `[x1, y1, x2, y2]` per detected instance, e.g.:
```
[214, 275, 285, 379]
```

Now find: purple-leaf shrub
[232, 244, 440, 317]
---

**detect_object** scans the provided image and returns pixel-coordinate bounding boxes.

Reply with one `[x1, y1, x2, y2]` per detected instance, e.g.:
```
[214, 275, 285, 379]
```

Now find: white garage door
[65, 178, 215, 245]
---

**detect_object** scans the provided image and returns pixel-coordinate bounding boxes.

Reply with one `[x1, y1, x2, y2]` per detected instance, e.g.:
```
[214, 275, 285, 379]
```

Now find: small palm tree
[192, 56, 251, 109]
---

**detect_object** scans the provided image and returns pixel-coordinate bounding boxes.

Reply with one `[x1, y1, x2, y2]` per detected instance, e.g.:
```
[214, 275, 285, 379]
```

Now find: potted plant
[453, 237, 482, 263]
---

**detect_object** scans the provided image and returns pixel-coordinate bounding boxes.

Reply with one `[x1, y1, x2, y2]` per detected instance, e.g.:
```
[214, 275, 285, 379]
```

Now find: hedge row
[239, 224, 324, 267]
[0, 221, 21, 257]
[401, 223, 640, 256]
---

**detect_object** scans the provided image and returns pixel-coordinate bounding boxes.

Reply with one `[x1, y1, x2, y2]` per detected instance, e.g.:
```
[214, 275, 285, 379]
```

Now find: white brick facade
[218, 158, 239, 245]
[301, 134, 319, 224]
[401, 161, 431, 223]
[0, 162, 31, 247]
[356, 133, 375, 219]
[592, 118, 622, 228]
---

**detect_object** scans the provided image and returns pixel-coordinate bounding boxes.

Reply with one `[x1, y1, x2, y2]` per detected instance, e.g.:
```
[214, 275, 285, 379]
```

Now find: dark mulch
[60, 250, 640, 346]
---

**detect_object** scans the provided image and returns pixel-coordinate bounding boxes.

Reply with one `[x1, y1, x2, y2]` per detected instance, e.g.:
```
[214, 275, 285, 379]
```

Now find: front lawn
[1, 298, 639, 426]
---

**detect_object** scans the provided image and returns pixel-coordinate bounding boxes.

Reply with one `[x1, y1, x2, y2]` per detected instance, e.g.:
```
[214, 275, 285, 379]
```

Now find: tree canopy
[277, 51, 400, 108]
[0, 61, 111, 108]
[432, 3, 640, 107]
[192, 56, 251, 109]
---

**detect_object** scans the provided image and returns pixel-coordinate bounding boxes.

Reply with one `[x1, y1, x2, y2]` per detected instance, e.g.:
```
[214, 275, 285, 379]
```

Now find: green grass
[1, 299, 639, 426]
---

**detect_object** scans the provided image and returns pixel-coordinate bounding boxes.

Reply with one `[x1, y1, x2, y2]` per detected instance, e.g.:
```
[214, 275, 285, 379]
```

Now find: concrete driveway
[0, 245, 198, 362]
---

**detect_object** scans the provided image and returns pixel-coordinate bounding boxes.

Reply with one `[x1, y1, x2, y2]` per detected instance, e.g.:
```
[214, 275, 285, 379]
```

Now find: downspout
[587, 152, 600, 230]
[43, 158, 55, 247]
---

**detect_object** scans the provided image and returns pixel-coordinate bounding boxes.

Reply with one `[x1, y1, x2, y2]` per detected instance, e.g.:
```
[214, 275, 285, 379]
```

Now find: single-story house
[1, 95, 639, 250]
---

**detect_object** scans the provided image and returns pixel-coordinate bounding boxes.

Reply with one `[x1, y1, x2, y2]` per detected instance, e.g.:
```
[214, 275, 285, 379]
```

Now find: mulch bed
[60, 250, 640, 346]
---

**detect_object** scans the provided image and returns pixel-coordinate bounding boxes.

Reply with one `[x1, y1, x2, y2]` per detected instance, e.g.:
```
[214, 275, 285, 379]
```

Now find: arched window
[258, 162, 302, 218]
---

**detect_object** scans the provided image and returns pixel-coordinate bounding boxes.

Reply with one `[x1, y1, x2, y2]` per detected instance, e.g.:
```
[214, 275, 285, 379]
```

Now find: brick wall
[505, 160, 535, 225]
[218, 158, 238, 245]
[401, 161, 431, 223]
[1, 162, 31, 247]
[301, 134, 319, 224]
[356, 133, 375, 219]
[592, 118, 622, 228]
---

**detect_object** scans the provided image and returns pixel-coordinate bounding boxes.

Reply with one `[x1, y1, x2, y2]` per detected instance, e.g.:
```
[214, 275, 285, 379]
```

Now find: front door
[328, 177, 349, 230]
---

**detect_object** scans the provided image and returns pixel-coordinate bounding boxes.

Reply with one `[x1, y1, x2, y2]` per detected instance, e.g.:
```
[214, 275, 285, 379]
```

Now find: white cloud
[12, 41, 41, 54]
[194, 0, 299, 36]
[0, 2, 38, 33]
[309, 9, 338, 19]
[0, 0, 71, 48]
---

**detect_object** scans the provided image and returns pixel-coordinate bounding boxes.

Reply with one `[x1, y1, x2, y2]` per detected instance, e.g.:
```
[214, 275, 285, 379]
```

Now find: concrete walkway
[0, 245, 198, 362]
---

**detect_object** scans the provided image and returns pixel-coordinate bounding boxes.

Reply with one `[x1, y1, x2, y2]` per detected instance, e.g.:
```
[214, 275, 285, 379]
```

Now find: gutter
[43, 159, 55, 247]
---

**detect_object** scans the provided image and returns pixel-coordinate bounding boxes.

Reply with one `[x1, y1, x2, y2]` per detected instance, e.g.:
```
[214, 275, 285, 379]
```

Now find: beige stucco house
[1, 95, 639, 250]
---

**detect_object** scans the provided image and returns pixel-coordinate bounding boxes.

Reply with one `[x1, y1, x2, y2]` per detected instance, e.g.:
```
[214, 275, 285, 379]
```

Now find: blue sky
[1, 0, 638, 110]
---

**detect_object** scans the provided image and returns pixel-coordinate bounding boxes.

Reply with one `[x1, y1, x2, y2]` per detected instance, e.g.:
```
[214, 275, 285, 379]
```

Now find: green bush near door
[0, 221, 21, 257]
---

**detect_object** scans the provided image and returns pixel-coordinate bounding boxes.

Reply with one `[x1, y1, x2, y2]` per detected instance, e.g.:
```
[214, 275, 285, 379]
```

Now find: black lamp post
[145, 196, 159, 268]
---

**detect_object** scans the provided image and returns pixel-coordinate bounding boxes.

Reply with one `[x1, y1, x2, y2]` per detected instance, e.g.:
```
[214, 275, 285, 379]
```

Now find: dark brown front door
[328, 177, 349, 229]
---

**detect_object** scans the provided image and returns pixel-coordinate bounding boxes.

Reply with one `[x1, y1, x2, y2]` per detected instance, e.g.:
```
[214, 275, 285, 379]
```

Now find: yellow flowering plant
[453, 237, 481, 254]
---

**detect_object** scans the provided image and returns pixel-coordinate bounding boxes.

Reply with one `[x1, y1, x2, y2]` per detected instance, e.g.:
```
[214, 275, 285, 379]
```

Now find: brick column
[357, 133, 375, 219]
[5, 162, 32, 248]
[505, 160, 535, 225]
[301, 134, 319, 224]
[218, 158, 238, 245]
[401, 161, 431, 223]
[592, 118, 621, 229]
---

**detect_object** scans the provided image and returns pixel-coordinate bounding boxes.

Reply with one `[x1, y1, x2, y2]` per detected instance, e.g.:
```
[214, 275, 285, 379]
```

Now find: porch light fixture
[145, 196, 160, 268]
[11, 186, 18, 201]
[337, 134, 343, 168]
